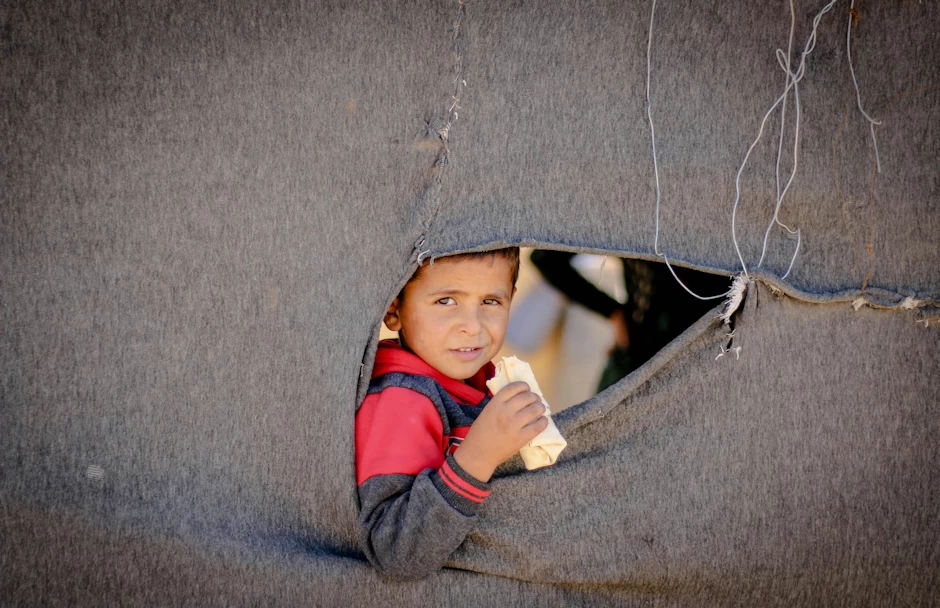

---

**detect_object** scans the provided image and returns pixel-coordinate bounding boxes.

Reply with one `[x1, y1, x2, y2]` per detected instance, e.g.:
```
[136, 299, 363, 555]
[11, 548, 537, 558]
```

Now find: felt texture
[2, 0, 938, 604]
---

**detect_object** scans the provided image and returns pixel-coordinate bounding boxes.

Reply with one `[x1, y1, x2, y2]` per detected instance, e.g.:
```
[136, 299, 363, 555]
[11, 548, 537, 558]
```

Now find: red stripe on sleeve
[439, 461, 490, 502]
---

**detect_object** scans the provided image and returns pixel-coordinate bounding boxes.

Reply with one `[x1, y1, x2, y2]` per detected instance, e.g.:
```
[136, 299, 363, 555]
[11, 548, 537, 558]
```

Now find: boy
[355, 247, 549, 580]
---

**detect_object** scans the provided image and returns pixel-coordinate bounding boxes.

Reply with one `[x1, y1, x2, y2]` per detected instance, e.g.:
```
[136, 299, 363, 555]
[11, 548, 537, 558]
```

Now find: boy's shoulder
[363, 341, 458, 424]
[371, 339, 437, 380]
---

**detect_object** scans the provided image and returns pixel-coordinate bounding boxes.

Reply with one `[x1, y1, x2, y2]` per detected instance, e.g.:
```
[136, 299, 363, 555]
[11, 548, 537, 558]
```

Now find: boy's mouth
[451, 346, 483, 361]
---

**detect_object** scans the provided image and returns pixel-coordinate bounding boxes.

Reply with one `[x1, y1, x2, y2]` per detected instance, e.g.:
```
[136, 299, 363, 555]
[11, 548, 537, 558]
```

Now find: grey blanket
[2, 0, 938, 605]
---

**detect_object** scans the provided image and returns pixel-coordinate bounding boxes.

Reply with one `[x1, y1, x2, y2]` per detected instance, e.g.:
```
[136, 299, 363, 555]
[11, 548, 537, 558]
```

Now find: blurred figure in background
[530, 250, 728, 393]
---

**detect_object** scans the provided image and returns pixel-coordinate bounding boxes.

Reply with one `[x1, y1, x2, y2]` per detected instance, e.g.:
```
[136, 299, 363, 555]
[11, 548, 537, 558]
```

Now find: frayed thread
[900, 296, 925, 310]
[853, 296, 926, 312]
[714, 344, 743, 361]
[718, 274, 748, 325]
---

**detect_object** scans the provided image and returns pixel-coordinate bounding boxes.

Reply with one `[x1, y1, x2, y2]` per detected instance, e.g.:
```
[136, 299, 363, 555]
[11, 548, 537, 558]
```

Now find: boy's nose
[458, 308, 483, 335]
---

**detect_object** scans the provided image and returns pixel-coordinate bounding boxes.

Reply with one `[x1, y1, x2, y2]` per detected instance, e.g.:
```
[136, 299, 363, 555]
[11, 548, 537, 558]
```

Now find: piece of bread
[486, 356, 567, 470]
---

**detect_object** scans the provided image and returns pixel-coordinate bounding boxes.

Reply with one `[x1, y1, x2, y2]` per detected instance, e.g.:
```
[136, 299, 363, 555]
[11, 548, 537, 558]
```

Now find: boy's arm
[356, 387, 491, 581]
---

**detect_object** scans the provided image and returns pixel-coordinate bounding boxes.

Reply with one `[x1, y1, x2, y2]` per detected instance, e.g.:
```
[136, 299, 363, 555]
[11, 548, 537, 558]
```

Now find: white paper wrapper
[486, 356, 567, 470]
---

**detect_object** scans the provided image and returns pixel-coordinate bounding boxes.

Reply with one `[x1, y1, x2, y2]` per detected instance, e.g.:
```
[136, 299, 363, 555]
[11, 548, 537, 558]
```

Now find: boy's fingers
[516, 399, 547, 424]
[503, 390, 542, 412]
[521, 415, 550, 440]
[494, 381, 530, 401]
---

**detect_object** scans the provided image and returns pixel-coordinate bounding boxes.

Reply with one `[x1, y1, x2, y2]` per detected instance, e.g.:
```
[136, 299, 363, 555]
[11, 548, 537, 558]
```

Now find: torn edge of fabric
[849, 295, 938, 323]
[354, 265, 422, 409]
[554, 271, 938, 438]
[409, 0, 472, 266]
[714, 269, 939, 312]
[554, 296, 725, 435]
[851, 294, 928, 311]
[423, 240, 937, 311]
[390, 242, 940, 436]
[412, 240, 938, 320]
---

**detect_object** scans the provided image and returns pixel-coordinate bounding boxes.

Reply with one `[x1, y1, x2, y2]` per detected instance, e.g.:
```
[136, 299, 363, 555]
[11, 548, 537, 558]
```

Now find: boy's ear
[383, 297, 403, 332]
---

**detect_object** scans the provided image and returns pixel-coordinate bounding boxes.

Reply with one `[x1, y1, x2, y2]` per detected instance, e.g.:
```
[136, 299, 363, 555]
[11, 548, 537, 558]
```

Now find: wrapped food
[486, 356, 567, 470]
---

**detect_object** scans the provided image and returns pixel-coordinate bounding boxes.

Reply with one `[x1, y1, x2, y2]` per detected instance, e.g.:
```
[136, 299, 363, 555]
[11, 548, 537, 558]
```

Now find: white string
[646, 0, 663, 257]
[647, 0, 837, 307]
[772, 0, 796, 232]
[758, 1, 799, 272]
[730, 94, 784, 278]
[758, 51, 803, 268]
[663, 254, 732, 300]
[846, 0, 882, 173]
[758, 0, 836, 269]
[780, 228, 801, 279]
[771, 49, 801, 236]
[647, 0, 732, 301]
[733, 0, 837, 277]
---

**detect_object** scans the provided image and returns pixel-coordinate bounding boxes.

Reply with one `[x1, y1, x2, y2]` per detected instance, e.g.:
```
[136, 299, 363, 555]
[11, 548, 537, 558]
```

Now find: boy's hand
[453, 381, 549, 483]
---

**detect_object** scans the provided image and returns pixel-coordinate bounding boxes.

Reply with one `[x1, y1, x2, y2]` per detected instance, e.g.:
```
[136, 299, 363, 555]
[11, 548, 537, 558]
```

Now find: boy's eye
[483, 298, 502, 306]
[436, 297, 456, 306]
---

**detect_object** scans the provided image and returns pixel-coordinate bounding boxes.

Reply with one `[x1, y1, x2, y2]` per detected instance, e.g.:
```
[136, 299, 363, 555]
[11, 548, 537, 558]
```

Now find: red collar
[372, 339, 494, 404]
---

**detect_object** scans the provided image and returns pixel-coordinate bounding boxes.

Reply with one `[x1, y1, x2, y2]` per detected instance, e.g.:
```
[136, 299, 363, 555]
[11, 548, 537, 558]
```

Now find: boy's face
[384, 255, 515, 380]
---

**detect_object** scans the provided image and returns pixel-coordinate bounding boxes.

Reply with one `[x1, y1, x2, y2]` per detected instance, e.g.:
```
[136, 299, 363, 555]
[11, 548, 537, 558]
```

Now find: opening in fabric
[362, 246, 731, 415]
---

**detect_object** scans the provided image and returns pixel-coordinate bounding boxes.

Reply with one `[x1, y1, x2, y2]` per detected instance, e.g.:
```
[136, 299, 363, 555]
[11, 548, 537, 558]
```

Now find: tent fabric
[2, 0, 938, 605]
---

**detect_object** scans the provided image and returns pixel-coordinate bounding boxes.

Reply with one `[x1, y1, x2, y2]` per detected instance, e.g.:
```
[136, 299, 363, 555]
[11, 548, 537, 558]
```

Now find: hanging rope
[846, 0, 882, 173]
[646, 0, 733, 301]
[732, 0, 837, 277]
[646, 0, 840, 314]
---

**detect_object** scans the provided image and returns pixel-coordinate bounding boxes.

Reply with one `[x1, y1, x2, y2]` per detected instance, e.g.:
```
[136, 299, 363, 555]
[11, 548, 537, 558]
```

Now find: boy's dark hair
[401, 247, 521, 299]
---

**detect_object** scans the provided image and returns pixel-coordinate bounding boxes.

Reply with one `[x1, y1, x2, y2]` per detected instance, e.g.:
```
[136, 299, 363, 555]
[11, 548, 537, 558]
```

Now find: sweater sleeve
[356, 388, 491, 581]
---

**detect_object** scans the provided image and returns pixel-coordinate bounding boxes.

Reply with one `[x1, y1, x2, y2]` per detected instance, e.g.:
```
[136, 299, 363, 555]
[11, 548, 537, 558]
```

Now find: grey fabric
[455, 288, 940, 603]
[2, 0, 938, 605]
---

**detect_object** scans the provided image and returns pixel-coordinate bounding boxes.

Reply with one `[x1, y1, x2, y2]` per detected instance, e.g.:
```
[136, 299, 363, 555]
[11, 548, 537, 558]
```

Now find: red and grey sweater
[356, 340, 495, 580]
